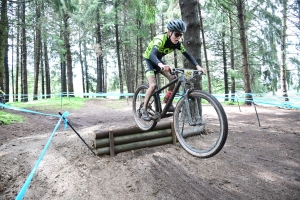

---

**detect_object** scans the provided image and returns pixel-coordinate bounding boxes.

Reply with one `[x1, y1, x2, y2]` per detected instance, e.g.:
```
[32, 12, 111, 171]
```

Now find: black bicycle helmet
[167, 19, 186, 33]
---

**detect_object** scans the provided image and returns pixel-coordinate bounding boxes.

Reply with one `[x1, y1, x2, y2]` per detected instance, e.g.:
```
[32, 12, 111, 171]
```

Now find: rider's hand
[196, 65, 206, 74]
[159, 64, 172, 72]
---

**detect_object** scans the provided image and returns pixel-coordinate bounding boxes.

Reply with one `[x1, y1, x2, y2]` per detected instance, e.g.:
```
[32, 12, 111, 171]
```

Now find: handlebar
[170, 68, 203, 77]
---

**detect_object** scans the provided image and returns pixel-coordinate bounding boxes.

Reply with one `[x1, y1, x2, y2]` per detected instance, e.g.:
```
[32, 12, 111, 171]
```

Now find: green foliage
[108, 73, 120, 92]
[0, 111, 23, 125]
[289, 57, 300, 91]
[4, 0, 299, 101]
[227, 69, 243, 79]
[132, 0, 157, 23]
[223, 100, 241, 106]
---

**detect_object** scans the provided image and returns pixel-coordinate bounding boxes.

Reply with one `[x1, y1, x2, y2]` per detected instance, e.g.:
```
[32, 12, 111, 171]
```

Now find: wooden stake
[109, 129, 115, 156]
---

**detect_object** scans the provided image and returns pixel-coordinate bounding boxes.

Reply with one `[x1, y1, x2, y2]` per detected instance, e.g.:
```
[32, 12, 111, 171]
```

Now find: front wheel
[132, 84, 157, 131]
[173, 90, 228, 158]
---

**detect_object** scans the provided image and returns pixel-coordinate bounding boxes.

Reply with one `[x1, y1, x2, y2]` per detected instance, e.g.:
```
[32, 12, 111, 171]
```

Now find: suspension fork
[182, 89, 194, 125]
[182, 89, 203, 126]
[192, 95, 202, 124]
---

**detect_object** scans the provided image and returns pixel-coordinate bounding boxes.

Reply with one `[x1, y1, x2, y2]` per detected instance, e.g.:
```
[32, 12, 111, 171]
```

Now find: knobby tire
[132, 84, 157, 131]
[173, 90, 228, 158]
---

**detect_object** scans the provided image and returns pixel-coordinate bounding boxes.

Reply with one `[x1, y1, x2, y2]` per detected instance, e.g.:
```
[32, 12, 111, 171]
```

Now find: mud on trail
[0, 98, 299, 199]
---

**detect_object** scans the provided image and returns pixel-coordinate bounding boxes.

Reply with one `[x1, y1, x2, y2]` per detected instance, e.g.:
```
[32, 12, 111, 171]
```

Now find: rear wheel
[132, 84, 157, 131]
[173, 90, 228, 158]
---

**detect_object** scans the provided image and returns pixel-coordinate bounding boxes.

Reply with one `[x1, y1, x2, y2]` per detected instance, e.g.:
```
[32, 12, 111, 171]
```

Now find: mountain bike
[132, 68, 228, 158]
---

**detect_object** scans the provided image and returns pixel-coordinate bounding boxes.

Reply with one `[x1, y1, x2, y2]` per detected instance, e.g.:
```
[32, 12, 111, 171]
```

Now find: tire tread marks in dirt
[150, 155, 239, 200]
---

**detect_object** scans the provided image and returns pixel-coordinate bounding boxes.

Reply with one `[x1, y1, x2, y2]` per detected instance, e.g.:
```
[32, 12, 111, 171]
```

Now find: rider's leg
[142, 75, 156, 110]
[141, 59, 157, 121]
[141, 75, 156, 121]
[161, 71, 176, 112]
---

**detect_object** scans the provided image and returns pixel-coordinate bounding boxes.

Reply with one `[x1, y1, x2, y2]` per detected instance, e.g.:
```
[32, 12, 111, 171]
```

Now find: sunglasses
[174, 32, 183, 38]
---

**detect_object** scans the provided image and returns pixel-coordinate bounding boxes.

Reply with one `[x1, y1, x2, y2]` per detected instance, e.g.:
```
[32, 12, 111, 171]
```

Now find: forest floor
[0, 98, 299, 200]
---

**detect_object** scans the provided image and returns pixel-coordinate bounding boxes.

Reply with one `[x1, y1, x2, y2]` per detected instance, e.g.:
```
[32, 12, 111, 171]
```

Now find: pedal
[150, 113, 161, 122]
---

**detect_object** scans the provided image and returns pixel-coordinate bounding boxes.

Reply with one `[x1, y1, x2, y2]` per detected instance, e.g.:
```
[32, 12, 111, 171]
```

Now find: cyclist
[141, 19, 206, 121]
[0, 87, 5, 103]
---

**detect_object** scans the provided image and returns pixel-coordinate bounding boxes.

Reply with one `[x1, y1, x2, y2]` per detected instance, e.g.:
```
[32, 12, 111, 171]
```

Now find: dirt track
[0, 99, 299, 199]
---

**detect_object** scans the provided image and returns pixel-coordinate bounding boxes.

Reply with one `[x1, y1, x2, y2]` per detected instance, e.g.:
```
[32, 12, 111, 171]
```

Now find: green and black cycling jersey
[143, 32, 199, 68]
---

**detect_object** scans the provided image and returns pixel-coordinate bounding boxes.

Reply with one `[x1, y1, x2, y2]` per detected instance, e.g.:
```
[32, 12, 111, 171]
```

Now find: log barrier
[93, 121, 204, 156]
[94, 121, 176, 156]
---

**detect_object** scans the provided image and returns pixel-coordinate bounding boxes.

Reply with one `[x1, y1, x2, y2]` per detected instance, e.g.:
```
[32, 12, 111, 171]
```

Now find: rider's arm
[149, 47, 170, 71]
[182, 51, 206, 74]
[149, 47, 162, 66]
[178, 42, 202, 69]
[182, 51, 199, 67]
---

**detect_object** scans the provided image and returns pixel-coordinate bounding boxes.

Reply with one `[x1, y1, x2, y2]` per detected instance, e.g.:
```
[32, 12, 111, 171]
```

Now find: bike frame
[151, 72, 192, 119]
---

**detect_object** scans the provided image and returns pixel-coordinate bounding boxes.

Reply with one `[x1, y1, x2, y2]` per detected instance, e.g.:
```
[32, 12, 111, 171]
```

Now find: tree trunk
[61, 59, 67, 96]
[229, 13, 236, 102]
[60, 24, 67, 97]
[40, 2, 45, 99]
[122, 5, 133, 93]
[104, 60, 107, 93]
[33, 2, 41, 100]
[40, 43, 45, 99]
[4, 22, 9, 97]
[135, 19, 139, 89]
[179, 0, 202, 90]
[43, 36, 50, 98]
[115, 1, 124, 97]
[21, 0, 28, 102]
[96, 9, 103, 94]
[198, 1, 211, 93]
[15, 2, 20, 102]
[63, 13, 74, 97]
[78, 30, 85, 96]
[83, 39, 89, 96]
[280, 0, 289, 101]
[222, 25, 229, 101]
[11, 26, 14, 101]
[237, 0, 252, 105]
[0, 0, 8, 90]
[139, 36, 144, 83]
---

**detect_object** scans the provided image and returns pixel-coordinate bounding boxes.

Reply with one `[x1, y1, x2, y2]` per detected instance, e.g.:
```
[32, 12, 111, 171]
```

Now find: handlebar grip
[194, 71, 203, 75]
[170, 68, 176, 75]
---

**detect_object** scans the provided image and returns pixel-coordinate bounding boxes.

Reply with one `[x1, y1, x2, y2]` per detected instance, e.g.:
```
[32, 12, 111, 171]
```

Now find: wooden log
[96, 147, 110, 155]
[181, 126, 204, 137]
[94, 121, 171, 139]
[171, 122, 177, 144]
[94, 129, 172, 148]
[109, 130, 115, 156]
[96, 136, 173, 156]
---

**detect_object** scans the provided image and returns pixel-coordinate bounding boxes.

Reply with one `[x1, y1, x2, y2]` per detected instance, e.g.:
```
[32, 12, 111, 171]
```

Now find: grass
[223, 100, 243, 106]
[0, 110, 23, 125]
[0, 97, 89, 125]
